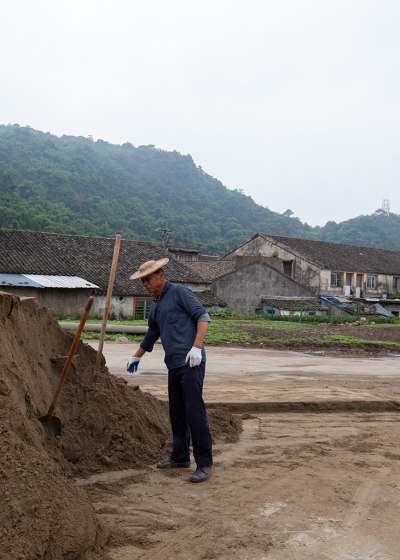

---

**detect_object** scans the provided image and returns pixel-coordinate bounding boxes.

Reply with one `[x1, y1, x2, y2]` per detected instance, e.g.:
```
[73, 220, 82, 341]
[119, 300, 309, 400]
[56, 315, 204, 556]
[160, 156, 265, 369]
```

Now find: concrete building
[223, 233, 400, 296]
[189, 233, 400, 315]
[188, 256, 314, 315]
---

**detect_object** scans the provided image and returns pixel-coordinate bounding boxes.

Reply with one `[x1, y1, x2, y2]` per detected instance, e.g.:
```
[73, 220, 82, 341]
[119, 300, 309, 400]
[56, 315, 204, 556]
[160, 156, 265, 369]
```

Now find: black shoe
[156, 459, 190, 469]
[189, 466, 212, 482]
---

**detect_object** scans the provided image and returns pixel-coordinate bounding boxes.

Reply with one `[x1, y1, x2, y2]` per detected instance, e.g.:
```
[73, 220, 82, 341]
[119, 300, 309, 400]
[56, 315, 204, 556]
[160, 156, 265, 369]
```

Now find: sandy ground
[83, 341, 400, 560]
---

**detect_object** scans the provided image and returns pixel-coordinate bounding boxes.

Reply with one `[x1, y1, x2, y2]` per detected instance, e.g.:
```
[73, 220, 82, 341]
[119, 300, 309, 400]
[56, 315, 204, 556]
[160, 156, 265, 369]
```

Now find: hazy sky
[1, 0, 399, 226]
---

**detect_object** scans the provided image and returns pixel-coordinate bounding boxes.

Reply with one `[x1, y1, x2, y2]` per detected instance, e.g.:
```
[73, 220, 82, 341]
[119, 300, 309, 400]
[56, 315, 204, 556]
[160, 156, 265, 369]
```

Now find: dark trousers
[168, 362, 213, 468]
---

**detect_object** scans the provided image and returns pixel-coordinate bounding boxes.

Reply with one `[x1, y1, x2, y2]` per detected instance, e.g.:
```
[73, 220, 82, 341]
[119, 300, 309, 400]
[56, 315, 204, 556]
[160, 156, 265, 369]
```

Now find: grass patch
[60, 313, 400, 351]
[80, 332, 143, 342]
[204, 329, 264, 344]
[266, 336, 400, 349]
[59, 317, 148, 326]
[210, 318, 303, 329]
[328, 335, 400, 348]
[253, 313, 398, 325]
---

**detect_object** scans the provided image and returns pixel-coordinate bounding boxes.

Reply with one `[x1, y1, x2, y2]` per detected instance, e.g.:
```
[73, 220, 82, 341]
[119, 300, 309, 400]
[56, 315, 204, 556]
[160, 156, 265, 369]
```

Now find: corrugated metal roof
[0, 274, 44, 288]
[23, 275, 99, 289]
[373, 303, 393, 317]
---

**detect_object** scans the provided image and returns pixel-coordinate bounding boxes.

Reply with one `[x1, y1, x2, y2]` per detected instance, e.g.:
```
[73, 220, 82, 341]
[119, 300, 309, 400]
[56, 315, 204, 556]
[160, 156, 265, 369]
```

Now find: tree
[282, 209, 294, 218]
[1, 124, 400, 251]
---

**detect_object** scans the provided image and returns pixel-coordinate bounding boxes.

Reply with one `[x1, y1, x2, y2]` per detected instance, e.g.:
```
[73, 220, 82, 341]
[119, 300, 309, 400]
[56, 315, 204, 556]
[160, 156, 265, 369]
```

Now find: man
[127, 258, 213, 483]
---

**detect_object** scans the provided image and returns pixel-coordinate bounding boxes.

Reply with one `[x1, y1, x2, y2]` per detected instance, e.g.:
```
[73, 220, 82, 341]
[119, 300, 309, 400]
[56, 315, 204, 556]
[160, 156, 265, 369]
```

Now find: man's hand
[185, 346, 202, 367]
[127, 357, 141, 373]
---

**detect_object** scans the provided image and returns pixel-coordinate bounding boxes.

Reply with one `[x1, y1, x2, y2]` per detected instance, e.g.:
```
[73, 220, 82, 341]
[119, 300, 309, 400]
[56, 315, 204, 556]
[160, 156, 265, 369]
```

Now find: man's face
[141, 271, 165, 295]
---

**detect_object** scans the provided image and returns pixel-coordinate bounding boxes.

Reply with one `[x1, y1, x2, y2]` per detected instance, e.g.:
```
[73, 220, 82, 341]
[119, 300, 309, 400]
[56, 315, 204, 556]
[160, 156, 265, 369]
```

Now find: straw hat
[130, 258, 169, 280]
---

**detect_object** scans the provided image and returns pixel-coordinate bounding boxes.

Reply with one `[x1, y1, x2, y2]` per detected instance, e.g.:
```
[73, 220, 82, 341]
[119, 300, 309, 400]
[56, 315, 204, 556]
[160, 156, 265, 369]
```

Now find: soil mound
[0, 292, 241, 559]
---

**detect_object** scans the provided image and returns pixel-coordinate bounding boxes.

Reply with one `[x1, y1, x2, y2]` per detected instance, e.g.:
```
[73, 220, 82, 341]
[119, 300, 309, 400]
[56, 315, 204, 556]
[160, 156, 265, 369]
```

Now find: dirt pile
[0, 292, 241, 559]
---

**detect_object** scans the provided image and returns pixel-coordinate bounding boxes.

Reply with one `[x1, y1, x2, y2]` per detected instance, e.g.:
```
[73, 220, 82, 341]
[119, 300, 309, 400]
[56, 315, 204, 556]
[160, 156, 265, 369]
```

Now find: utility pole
[156, 228, 172, 248]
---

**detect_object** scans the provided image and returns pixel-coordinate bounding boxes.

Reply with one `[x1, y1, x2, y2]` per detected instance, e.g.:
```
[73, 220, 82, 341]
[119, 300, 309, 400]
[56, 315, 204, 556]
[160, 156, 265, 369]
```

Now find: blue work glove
[185, 346, 202, 367]
[127, 357, 141, 373]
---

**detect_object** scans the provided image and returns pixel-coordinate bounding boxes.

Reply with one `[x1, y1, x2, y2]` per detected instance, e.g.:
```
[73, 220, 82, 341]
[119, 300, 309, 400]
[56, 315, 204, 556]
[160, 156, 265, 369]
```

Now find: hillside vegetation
[1, 124, 400, 252]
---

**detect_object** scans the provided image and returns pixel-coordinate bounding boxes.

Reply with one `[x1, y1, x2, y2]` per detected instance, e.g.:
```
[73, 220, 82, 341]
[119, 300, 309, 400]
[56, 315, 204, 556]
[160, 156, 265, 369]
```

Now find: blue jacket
[140, 281, 210, 369]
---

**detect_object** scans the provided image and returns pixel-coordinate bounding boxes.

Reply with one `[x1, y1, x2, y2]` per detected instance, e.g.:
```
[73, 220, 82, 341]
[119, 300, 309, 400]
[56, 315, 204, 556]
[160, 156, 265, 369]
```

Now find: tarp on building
[0, 274, 99, 289]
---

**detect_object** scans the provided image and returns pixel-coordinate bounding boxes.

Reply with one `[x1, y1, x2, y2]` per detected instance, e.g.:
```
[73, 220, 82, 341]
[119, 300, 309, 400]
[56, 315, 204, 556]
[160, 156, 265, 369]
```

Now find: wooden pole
[93, 234, 121, 381]
[44, 296, 94, 419]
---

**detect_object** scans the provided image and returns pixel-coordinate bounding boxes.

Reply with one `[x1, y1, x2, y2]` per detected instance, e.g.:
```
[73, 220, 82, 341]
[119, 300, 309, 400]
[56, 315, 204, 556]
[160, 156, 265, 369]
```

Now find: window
[393, 277, 399, 291]
[134, 298, 153, 320]
[283, 261, 293, 276]
[366, 275, 377, 289]
[173, 253, 194, 261]
[330, 272, 342, 287]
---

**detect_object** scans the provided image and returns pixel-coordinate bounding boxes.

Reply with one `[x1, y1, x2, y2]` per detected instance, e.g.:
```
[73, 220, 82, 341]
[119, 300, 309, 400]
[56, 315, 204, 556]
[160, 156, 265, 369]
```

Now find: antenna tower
[382, 199, 390, 215]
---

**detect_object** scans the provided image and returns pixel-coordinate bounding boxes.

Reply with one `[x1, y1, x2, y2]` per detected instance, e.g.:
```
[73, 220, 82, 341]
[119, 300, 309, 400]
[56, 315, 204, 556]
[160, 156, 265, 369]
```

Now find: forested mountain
[1, 124, 399, 252]
[313, 212, 400, 251]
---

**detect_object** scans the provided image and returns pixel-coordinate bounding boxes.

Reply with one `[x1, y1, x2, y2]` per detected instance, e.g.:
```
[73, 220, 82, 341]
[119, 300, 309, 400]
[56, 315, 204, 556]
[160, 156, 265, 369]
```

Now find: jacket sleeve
[140, 308, 160, 353]
[177, 285, 209, 322]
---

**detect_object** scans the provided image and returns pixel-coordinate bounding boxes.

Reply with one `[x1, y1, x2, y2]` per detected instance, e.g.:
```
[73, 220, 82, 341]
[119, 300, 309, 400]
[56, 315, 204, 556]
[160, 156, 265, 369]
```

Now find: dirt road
[4, 292, 399, 559]
[83, 342, 400, 560]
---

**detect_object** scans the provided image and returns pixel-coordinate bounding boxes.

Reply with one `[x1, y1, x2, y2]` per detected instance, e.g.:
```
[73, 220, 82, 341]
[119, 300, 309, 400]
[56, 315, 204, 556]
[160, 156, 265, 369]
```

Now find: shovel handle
[46, 296, 94, 418]
[93, 234, 121, 381]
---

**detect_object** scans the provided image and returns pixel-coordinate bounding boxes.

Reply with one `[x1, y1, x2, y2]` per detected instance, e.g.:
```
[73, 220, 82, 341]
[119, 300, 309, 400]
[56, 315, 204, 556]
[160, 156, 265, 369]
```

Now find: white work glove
[185, 346, 202, 368]
[127, 357, 140, 373]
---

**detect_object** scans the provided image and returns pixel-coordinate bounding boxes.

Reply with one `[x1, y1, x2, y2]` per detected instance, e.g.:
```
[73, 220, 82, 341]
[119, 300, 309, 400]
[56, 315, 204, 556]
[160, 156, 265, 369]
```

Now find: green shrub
[208, 309, 241, 318]
[253, 312, 396, 325]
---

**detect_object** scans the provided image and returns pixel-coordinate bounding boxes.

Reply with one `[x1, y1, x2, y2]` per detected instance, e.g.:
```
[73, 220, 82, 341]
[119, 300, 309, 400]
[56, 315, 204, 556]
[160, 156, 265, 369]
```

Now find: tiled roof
[198, 254, 223, 261]
[224, 233, 400, 274]
[185, 261, 237, 282]
[0, 229, 207, 296]
[167, 247, 201, 254]
[193, 290, 227, 307]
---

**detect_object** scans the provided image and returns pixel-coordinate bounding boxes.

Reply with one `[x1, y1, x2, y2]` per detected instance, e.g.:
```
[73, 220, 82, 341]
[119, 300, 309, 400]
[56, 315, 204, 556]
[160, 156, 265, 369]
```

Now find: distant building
[187, 233, 400, 316]
[167, 246, 202, 262]
[0, 230, 227, 319]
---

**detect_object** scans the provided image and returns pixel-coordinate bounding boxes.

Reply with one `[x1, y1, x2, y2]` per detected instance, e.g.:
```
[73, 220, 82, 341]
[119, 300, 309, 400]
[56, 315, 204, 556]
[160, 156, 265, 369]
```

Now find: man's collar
[154, 280, 170, 301]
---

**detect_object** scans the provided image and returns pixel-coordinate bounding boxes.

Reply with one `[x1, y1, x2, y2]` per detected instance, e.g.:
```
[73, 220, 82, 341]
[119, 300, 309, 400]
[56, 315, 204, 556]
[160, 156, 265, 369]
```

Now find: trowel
[39, 296, 94, 436]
